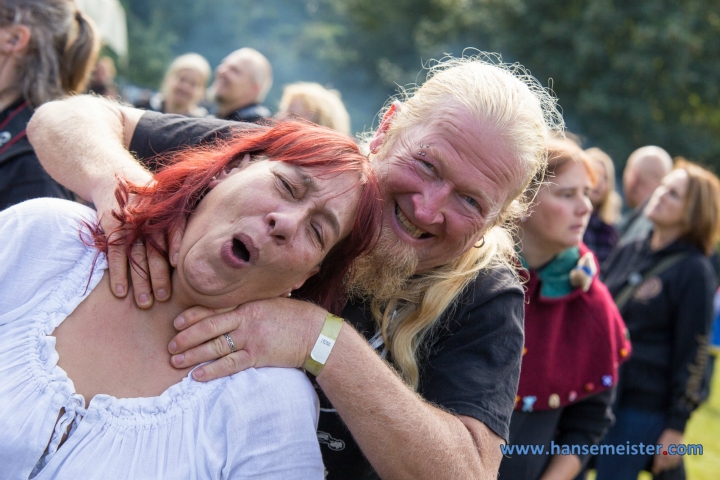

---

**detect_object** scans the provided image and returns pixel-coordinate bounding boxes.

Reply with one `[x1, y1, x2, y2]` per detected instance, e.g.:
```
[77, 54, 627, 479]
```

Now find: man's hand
[94, 183, 180, 308]
[168, 298, 328, 381]
[538, 453, 581, 480]
[652, 428, 684, 474]
[29, 96, 174, 309]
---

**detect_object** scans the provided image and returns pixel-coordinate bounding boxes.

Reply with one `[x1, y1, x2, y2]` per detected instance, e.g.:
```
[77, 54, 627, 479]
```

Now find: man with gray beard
[30, 54, 562, 480]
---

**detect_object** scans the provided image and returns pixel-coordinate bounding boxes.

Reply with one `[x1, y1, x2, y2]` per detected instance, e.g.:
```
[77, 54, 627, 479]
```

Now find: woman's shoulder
[672, 248, 718, 286]
[0, 198, 102, 321]
[0, 197, 98, 266]
[2, 197, 97, 230]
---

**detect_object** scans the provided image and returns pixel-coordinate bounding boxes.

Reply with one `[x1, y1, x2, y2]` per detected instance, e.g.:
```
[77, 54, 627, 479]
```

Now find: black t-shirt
[129, 111, 258, 168]
[0, 100, 74, 211]
[320, 268, 524, 479]
[130, 111, 526, 479]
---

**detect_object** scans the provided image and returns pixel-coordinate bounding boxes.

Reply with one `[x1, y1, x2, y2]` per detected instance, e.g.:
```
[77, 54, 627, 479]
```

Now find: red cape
[515, 244, 631, 412]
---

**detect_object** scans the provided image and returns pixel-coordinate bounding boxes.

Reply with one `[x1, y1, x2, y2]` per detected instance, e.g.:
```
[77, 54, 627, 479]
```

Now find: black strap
[613, 252, 689, 311]
[0, 101, 33, 166]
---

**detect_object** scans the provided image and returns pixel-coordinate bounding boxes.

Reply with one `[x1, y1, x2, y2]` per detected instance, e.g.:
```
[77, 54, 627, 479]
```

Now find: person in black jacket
[0, 0, 99, 210]
[596, 160, 720, 480]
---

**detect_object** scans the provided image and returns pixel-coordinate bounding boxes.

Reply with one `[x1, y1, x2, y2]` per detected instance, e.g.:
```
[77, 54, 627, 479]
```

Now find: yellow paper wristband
[303, 313, 344, 377]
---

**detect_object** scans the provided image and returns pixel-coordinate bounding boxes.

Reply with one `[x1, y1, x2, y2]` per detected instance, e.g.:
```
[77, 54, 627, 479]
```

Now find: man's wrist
[303, 313, 344, 376]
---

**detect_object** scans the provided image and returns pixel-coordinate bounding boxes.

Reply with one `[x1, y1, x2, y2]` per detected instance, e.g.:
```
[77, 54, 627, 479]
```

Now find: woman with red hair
[0, 120, 381, 479]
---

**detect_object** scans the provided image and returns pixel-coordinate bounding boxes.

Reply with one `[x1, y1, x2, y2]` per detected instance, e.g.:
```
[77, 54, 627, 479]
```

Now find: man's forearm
[317, 325, 503, 480]
[27, 95, 151, 204]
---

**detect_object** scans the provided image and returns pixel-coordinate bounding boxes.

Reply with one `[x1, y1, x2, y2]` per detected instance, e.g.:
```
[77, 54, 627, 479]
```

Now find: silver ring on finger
[224, 333, 237, 353]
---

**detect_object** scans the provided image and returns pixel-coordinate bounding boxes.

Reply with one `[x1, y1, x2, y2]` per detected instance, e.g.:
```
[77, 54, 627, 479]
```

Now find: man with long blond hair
[30, 53, 563, 479]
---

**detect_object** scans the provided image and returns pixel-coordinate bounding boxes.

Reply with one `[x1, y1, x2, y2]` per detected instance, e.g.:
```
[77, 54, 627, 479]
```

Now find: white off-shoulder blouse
[0, 198, 323, 479]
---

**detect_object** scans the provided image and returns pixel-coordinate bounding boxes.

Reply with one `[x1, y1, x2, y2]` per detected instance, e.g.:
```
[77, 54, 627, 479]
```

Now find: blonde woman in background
[137, 53, 211, 117]
[583, 147, 622, 263]
[277, 82, 351, 134]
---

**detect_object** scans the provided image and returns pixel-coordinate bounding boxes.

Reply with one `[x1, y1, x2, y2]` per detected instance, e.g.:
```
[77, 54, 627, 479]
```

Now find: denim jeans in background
[595, 407, 685, 480]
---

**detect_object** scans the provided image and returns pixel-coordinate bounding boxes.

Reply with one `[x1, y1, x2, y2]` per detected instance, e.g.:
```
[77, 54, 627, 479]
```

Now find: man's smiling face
[372, 101, 525, 273]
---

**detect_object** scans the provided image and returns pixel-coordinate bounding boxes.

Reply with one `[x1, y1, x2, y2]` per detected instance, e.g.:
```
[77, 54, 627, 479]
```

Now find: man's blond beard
[345, 227, 419, 303]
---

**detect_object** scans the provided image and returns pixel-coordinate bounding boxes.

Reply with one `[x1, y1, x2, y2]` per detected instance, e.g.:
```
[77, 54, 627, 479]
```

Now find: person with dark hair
[499, 139, 630, 480]
[0, 120, 381, 478]
[0, 0, 100, 210]
[596, 160, 720, 480]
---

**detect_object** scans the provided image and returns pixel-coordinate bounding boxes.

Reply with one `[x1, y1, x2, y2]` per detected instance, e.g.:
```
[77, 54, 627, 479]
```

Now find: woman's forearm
[27, 95, 151, 203]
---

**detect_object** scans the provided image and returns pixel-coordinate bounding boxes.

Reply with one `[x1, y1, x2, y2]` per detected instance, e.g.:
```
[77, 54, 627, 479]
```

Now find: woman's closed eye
[276, 174, 297, 199]
[309, 222, 325, 249]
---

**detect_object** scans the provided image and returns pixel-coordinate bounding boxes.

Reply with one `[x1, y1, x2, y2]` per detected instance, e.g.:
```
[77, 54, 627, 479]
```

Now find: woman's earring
[287, 291, 292, 297]
[474, 236, 485, 249]
[521, 216, 528, 223]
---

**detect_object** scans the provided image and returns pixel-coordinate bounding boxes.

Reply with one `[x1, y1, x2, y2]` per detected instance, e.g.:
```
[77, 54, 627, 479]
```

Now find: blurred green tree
[388, 0, 720, 167]
[116, 0, 720, 167]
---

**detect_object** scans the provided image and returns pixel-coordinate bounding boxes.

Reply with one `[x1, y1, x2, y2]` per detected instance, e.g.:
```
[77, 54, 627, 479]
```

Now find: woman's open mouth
[220, 234, 257, 269]
[232, 238, 250, 261]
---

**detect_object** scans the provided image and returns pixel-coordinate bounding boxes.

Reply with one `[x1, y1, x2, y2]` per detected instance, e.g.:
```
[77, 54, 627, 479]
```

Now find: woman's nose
[266, 210, 302, 244]
[578, 196, 592, 216]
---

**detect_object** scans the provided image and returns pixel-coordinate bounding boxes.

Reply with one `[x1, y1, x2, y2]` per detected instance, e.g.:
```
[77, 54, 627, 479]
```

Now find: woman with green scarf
[499, 139, 630, 480]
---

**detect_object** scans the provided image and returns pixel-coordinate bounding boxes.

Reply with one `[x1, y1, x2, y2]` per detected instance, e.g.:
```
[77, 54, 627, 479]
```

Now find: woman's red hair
[90, 120, 382, 314]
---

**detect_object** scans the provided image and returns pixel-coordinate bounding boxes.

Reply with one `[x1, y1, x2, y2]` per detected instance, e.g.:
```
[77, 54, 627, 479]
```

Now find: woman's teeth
[396, 205, 428, 239]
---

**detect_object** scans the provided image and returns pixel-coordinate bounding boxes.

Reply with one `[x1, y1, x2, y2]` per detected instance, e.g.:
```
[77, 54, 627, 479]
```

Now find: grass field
[588, 356, 720, 480]
[683, 356, 720, 479]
